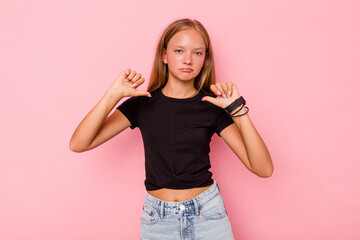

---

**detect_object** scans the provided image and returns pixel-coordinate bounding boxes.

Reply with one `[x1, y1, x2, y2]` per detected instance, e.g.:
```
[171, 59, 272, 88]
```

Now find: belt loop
[160, 201, 164, 219]
[193, 199, 200, 216]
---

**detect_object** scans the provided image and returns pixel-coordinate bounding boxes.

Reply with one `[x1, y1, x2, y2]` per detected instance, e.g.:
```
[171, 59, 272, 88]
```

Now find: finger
[210, 84, 221, 96]
[226, 82, 233, 96]
[130, 73, 142, 85]
[120, 68, 131, 79]
[127, 70, 137, 80]
[201, 96, 216, 104]
[221, 83, 229, 97]
[215, 83, 227, 98]
[131, 77, 145, 88]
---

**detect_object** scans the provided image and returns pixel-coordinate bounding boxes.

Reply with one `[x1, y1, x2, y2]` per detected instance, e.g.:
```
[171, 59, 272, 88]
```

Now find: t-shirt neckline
[158, 88, 202, 102]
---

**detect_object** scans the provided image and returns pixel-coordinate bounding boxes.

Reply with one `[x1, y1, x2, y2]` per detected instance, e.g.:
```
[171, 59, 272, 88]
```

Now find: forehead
[168, 29, 205, 48]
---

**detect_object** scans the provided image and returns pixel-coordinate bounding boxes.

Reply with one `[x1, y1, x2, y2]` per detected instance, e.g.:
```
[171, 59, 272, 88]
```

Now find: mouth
[179, 68, 193, 72]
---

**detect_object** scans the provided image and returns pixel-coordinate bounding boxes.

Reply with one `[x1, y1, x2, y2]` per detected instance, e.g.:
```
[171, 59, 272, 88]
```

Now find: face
[162, 28, 206, 83]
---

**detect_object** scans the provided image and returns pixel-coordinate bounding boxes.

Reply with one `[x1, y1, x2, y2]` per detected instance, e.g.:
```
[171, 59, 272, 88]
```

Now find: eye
[194, 52, 202, 55]
[175, 49, 182, 53]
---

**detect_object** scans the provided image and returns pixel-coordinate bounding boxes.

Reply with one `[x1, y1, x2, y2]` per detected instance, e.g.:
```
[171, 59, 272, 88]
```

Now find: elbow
[258, 170, 273, 178]
[69, 140, 86, 153]
[257, 166, 274, 178]
[252, 162, 274, 178]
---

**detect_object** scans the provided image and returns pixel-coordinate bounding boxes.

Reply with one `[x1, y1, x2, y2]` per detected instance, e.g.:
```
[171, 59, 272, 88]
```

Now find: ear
[162, 48, 168, 64]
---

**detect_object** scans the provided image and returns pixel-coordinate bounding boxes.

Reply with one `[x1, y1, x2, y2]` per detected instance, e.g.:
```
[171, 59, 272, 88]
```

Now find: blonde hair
[147, 18, 216, 96]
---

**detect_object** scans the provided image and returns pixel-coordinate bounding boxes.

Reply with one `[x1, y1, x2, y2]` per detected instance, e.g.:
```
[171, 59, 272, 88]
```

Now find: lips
[179, 68, 193, 72]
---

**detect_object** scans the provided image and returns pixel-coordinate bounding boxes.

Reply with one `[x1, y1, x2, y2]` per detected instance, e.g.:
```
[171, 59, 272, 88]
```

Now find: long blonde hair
[147, 18, 216, 96]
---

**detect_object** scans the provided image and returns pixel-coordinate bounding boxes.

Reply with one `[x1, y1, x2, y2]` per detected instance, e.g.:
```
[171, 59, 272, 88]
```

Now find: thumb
[134, 90, 152, 97]
[201, 96, 216, 104]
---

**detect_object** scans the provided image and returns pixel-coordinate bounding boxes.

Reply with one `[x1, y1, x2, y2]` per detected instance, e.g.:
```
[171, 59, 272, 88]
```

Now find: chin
[179, 77, 197, 82]
[179, 73, 200, 81]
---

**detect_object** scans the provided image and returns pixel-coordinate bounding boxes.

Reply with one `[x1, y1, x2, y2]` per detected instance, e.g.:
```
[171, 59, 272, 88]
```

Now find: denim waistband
[144, 180, 221, 218]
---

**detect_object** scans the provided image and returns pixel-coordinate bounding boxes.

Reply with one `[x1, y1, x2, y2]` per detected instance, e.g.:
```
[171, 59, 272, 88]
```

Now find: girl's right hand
[109, 68, 151, 98]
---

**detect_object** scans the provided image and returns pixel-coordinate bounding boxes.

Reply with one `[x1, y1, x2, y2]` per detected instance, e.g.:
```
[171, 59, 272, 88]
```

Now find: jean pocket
[140, 203, 159, 225]
[200, 194, 228, 220]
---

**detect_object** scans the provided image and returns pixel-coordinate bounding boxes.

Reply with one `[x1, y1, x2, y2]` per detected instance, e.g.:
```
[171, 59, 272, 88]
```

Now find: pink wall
[1, 0, 359, 239]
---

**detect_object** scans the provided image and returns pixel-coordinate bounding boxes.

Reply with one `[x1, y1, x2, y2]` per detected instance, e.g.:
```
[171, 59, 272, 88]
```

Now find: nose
[183, 52, 192, 65]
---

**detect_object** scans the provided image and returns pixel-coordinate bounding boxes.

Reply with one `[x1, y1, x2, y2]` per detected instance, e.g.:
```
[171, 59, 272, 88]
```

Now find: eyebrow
[173, 45, 205, 50]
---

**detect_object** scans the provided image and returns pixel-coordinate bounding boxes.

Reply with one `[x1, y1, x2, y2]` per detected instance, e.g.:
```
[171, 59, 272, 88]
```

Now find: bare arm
[202, 82, 273, 177]
[69, 68, 151, 152]
[220, 112, 273, 178]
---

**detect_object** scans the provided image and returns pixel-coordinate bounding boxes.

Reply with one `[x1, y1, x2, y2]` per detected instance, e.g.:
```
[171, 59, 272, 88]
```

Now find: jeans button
[180, 205, 185, 210]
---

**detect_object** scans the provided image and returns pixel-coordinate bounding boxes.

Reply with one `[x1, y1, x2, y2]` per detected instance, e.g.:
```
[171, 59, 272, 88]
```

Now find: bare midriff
[147, 184, 213, 202]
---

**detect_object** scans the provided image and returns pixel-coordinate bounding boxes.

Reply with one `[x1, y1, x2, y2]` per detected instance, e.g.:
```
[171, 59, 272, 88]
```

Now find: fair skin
[161, 28, 206, 98]
[69, 28, 273, 202]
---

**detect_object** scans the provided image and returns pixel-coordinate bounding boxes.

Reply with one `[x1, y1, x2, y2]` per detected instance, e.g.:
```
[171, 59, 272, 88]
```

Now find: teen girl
[70, 18, 273, 240]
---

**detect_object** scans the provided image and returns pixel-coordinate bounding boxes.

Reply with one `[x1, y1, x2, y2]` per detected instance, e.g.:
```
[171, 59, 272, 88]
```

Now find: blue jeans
[140, 180, 235, 240]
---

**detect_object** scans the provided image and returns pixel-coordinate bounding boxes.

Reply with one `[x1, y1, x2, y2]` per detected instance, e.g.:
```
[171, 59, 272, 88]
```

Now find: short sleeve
[116, 97, 139, 129]
[214, 108, 234, 136]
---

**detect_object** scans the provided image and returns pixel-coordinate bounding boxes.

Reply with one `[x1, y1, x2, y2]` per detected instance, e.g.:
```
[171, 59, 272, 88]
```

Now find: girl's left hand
[201, 81, 241, 109]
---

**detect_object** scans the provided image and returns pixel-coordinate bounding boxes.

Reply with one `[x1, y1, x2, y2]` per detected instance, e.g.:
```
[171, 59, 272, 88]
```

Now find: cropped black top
[116, 88, 234, 191]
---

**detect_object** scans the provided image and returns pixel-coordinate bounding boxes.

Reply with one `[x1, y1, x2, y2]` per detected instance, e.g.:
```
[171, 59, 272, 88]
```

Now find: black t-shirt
[116, 88, 234, 191]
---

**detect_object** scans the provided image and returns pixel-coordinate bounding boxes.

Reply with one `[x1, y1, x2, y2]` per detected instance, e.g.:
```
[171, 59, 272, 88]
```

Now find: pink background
[1, 0, 359, 239]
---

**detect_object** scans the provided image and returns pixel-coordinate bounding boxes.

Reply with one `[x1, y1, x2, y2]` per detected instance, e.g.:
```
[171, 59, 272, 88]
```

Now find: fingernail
[228, 91, 231, 96]
[217, 91, 221, 95]
[222, 94, 227, 99]
[131, 83, 136, 87]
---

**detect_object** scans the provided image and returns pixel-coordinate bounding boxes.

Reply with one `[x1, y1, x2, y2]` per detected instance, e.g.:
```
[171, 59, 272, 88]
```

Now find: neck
[161, 80, 197, 99]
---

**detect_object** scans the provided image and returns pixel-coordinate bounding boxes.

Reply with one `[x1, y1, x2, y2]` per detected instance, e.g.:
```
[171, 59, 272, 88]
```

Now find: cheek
[167, 54, 181, 66]
[167, 59, 178, 70]
[194, 57, 206, 69]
